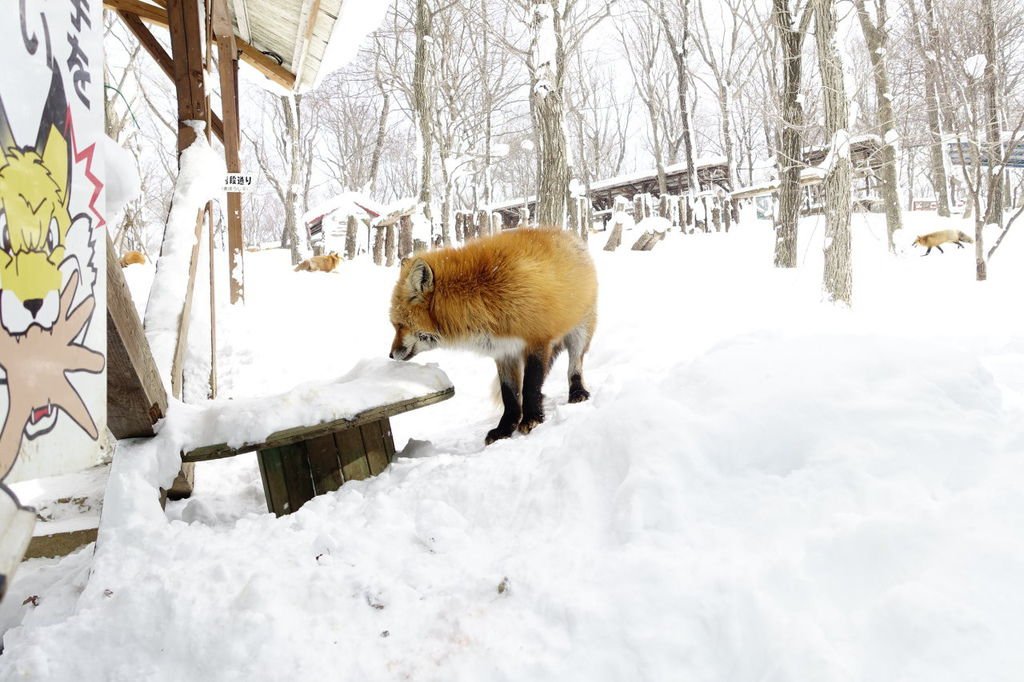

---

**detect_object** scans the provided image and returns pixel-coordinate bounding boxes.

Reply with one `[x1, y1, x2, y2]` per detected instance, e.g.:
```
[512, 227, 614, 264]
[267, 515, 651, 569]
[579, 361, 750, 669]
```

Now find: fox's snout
[390, 341, 415, 361]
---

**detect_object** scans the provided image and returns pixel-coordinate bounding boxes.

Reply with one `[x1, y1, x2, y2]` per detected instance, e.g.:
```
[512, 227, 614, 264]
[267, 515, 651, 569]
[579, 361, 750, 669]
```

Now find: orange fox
[119, 250, 146, 267]
[913, 229, 973, 255]
[294, 251, 341, 272]
[389, 228, 598, 444]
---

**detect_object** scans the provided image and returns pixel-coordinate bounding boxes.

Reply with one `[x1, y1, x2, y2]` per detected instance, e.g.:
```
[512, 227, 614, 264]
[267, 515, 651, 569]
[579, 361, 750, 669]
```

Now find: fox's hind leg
[519, 345, 554, 435]
[565, 313, 595, 404]
[485, 356, 523, 445]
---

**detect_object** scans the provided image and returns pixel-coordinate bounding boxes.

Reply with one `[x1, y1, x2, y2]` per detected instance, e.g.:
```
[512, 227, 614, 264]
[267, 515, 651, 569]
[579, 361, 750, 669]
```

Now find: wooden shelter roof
[104, 0, 346, 91]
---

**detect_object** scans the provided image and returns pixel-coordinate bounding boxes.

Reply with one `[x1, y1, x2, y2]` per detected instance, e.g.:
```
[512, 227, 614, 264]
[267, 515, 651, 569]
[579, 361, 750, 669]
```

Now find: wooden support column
[164, 0, 210, 498]
[166, 0, 208, 152]
[213, 0, 245, 303]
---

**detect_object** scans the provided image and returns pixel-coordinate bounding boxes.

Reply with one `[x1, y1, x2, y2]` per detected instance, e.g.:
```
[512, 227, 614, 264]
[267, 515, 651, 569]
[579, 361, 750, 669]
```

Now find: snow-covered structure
[303, 192, 385, 256]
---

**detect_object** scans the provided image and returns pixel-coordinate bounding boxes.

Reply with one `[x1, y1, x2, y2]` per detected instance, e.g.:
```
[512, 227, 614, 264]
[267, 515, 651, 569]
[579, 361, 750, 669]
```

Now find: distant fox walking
[913, 229, 973, 255]
[388, 228, 597, 445]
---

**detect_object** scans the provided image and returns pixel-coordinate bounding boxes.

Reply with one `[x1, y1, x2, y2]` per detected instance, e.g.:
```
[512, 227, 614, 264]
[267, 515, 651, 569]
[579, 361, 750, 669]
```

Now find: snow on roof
[303, 191, 385, 225]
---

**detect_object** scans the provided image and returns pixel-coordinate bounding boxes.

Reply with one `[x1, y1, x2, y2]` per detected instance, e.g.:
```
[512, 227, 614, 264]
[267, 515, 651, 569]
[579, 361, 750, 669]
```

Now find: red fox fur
[913, 229, 973, 255]
[294, 251, 341, 272]
[119, 250, 146, 267]
[389, 228, 597, 444]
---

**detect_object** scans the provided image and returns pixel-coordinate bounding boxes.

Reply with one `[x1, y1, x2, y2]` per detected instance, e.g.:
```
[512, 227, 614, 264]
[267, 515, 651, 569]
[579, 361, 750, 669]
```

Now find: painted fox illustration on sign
[0, 61, 105, 482]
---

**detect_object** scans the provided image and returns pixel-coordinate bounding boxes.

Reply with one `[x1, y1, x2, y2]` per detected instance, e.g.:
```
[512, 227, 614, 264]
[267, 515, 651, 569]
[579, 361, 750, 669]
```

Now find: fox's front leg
[485, 356, 523, 445]
[519, 346, 552, 435]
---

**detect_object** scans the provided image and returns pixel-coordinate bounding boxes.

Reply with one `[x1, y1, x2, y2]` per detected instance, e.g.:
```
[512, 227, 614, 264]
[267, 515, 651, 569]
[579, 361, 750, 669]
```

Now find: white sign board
[0, 0, 107, 593]
[224, 173, 255, 192]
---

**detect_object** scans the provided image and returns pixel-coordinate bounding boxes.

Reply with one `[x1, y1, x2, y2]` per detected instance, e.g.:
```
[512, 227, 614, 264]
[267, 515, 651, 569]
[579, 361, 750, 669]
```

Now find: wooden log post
[659, 194, 670, 221]
[711, 198, 722, 232]
[633, 195, 644, 223]
[385, 223, 397, 267]
[345, 215, 358, 260]
[519, 207, 529, 228]
[477, 209, 489, 238]
[372, 226, 385, 265]
[398, 214, 414, 259]
[454, 212, 464, 243]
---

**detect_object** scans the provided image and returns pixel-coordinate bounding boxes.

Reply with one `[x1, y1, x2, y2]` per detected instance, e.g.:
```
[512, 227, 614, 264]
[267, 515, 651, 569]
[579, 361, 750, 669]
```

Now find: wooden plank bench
[181, 387, 453, 516]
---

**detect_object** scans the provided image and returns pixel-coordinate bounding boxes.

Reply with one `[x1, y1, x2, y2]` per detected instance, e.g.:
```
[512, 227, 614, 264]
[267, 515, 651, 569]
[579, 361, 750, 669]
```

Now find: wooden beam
[182, 388, 456, 463]
[105, 0, 297, 90]
[117, 11, 224, 143]
[235, 40, 297, 90]
[105, 233, 168, 439]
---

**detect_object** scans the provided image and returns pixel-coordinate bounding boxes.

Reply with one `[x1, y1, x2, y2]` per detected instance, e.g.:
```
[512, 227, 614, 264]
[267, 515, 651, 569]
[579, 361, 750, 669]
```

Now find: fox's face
[390, 258, 440, 361]
[0, 126, 72, 334]
[912, 236, 926, 248]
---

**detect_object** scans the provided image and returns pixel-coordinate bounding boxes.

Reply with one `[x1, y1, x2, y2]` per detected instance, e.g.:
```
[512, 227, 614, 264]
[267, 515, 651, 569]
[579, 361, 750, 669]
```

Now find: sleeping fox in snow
[913, 229, 973, 255]
[294, 251, 341, 272]
[389, 228, 597, 445]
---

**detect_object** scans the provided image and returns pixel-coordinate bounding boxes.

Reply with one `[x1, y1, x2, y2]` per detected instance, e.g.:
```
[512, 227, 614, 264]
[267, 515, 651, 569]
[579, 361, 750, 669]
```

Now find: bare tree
[245, 93, 318, 265]
[853, 0, 903, 252]
[814, 0, 853, 304]
[771, 0, 814, 268]
[618, 8, 671, 194]
[645, 0, 701, 198]
[906, 0, 954, 216]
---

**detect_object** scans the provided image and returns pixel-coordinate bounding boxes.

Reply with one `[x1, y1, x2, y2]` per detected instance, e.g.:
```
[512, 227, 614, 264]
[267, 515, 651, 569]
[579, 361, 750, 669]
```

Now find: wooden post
[166, 0, 208, 153]
[385, 223, 396, 267]
[398, 214, 413, 259]
[372, 226, 385, 265]
[207, 205, 217, 398]
[212, 0, 245, 304]
[345, 215, 358, 259]
[477, 209, 489, 238]
[164, 0, 210, 498]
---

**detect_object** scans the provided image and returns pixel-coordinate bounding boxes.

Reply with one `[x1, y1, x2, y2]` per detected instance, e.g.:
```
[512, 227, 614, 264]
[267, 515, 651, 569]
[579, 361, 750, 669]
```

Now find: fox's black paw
[569, 387, 590, 403]
[569, 374, 590, 403]
[517, 415, 544, 435]
[485, 425, 516, 445]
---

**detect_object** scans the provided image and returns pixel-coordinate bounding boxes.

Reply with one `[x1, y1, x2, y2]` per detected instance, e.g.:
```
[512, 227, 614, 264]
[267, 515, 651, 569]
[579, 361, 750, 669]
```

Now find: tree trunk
[772, 0, 804, 268]
[911, 0, 952, 217]
[531, 4, 569, 227]
[414, 0, 434, 225]
[280, 94, 305, 266]
[816, 0, 853, 305]
[854, 0, 902, 252]
[981, 0, 1001, 234]
[657, 0, 700, 198]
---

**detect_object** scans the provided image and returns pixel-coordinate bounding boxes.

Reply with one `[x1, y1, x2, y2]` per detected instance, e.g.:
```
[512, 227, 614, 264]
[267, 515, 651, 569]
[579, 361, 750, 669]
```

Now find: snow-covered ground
[2, 211, 1024, 681]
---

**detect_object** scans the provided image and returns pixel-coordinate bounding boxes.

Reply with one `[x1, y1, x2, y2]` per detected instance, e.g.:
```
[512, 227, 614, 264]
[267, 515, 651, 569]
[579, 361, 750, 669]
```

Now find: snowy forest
[104, 0, 1024, 302]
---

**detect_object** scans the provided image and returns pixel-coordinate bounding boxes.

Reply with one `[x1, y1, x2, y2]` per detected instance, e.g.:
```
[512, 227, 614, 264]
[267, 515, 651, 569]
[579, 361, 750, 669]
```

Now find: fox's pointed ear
[407, 258, 434, 295]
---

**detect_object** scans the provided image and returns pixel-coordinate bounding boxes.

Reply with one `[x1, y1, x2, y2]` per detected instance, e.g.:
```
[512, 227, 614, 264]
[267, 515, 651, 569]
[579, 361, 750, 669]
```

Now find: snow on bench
[179, 360, 453, 516]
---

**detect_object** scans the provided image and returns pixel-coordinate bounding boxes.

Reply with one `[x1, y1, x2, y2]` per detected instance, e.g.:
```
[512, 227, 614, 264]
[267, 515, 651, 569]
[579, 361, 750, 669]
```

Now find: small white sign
[224, 173, 255, 192]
